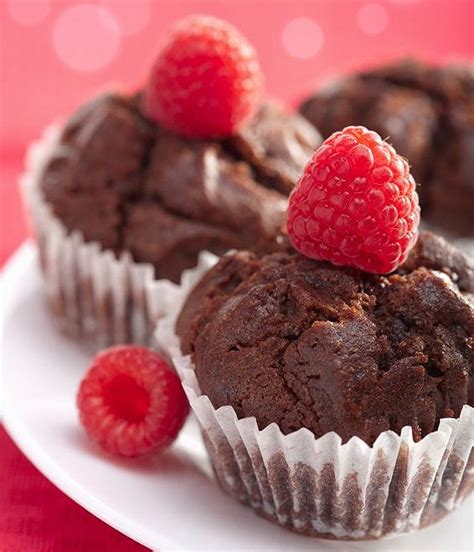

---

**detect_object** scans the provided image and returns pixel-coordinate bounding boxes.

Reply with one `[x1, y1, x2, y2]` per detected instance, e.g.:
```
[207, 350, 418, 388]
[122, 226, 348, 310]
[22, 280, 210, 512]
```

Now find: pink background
[1, 0, 473, 265]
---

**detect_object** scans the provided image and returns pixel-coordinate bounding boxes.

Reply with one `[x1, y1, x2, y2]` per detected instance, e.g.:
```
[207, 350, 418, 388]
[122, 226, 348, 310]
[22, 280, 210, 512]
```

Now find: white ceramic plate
[1, 243, 473, 552]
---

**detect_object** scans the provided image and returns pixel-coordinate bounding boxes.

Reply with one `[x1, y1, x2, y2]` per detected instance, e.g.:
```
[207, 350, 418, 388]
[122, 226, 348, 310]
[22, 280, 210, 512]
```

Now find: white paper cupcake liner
[155, 256, 474, 540]
[20, 125, 211, 349]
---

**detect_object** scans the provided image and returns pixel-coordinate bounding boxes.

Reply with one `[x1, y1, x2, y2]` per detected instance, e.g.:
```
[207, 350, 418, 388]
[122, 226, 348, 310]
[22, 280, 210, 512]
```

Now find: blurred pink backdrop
[1, 0, 473, 264]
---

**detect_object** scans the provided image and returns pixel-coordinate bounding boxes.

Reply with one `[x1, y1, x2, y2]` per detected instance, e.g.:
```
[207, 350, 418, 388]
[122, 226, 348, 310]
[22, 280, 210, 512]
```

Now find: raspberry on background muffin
[300, 58, 474, 239]
[22, 16, 321, 347]
[157, 127, 474, 540]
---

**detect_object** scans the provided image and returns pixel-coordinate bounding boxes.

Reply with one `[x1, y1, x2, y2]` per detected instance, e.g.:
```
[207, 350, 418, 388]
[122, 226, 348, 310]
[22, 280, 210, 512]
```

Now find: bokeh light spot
[282, 17, 324, 60]
[53, 5, 121, 72]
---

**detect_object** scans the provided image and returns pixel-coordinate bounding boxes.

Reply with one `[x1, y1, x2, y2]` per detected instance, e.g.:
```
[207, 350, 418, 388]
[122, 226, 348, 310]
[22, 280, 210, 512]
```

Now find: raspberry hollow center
[103, 373, 150, 423]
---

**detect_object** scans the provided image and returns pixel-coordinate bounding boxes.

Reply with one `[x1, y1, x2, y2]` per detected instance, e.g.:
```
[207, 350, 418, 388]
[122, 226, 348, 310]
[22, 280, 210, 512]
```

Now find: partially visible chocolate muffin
[300, 59, 474, 236]
[40, 93, 321, 281]
[177, 232, 474, 445]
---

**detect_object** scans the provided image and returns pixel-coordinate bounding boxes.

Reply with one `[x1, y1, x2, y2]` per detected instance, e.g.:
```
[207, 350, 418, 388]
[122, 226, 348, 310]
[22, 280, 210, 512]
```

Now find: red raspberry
[77, 346, 189, 457]
[145, 15, 263, 138]
[287, 126, 420, 274]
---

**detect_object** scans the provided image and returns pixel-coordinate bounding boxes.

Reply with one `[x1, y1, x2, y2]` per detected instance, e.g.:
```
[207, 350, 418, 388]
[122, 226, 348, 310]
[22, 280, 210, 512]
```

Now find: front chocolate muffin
[170, 241, 473, 540]
[177, 232, 474, 445]
[161, 125, 473, 541]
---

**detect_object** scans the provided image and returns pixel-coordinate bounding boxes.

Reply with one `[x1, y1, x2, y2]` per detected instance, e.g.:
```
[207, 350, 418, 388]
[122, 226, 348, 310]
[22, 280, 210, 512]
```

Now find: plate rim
[0, 242, 175, 551]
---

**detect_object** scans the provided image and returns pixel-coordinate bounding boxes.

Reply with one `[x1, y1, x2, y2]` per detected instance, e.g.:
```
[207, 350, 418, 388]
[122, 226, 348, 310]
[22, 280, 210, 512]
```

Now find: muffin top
[300, 59, 474, 237]
[39, 93, 321, 281]
[177, 232, 474, 445]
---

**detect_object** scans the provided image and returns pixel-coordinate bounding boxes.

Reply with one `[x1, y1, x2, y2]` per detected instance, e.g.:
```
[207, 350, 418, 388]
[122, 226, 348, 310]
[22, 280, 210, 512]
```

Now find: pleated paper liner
[154, 254, 474, 540]
[20, 125, 218, 349]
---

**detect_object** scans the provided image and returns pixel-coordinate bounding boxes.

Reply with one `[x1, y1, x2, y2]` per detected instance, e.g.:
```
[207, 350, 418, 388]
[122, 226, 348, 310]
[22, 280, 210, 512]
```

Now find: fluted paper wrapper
[155, 255, 474, 540]
[21, 125, 184, 348]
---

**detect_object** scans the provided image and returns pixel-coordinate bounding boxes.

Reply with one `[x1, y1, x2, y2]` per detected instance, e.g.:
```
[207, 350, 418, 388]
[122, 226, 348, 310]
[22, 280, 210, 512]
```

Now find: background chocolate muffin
[177, 232, 474, 445]
[39, 92, 321, 282]
[300, 59, 474, 237]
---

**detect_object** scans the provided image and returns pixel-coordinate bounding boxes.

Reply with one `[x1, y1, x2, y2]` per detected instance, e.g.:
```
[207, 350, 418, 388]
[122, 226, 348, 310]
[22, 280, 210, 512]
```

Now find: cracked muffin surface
[177, 232, 474, 444]
[39, 93, 321, 282]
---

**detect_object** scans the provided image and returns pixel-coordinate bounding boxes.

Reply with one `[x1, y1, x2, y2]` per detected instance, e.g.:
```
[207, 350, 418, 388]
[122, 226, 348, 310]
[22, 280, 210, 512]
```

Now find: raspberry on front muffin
[300, 59, 474, 237]
[38, 17, 321, 283]
[287, 126, 420, 274]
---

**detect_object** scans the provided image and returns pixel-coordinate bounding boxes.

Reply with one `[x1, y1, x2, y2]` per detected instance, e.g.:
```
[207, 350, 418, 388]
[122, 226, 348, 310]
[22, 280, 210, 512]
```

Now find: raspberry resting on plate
[287, 126, 420, 274]
[77, 346, 189, 457]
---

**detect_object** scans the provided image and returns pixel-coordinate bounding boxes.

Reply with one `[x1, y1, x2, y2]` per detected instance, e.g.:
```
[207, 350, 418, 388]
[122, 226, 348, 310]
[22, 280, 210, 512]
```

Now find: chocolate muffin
[300, 59, 474, 237]
[39, 93, 321, 282]
[177, 232, 474, 445]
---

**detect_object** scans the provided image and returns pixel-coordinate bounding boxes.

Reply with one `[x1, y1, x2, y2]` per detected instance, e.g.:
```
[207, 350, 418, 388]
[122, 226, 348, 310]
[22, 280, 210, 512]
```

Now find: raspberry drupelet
[287, 126, 420, 274]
